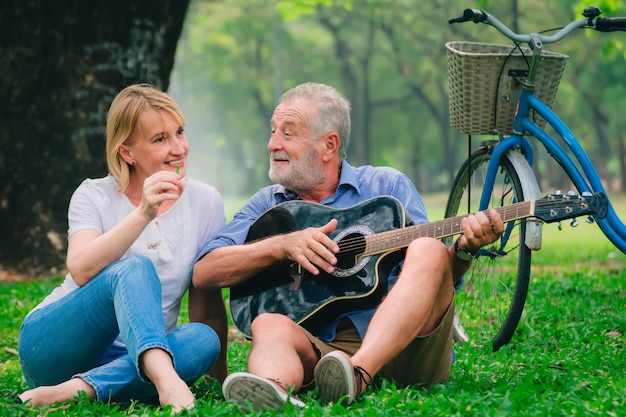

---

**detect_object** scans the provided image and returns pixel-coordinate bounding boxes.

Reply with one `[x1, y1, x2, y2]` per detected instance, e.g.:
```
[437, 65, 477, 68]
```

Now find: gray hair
[279, 82, 351, 159]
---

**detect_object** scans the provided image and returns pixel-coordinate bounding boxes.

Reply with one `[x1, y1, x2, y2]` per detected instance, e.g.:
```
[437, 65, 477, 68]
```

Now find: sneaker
[313, 351, 371, 406]
[222, 372, 305, 412]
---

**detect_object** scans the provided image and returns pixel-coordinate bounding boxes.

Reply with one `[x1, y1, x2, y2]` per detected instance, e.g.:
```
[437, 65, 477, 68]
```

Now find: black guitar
[230, 192, 608, 336]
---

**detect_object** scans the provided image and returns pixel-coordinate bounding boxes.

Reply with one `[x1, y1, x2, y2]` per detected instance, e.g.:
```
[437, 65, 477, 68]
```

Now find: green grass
[1, 193, 625, 416]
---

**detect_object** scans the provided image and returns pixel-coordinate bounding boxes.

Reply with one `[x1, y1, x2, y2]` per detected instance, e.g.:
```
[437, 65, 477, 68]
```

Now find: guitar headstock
[532, 192, 608, 223]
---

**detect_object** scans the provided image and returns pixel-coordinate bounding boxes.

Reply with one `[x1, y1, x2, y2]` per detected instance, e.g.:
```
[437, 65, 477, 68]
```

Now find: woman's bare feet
[18, 349, 193, 413]
[140, 348, 194, 412]
[17, 378, 96, 406]
[155, 379, 195, 413]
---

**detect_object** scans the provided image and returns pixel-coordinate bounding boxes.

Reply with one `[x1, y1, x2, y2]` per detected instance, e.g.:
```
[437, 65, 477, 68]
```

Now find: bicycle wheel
[445, 144, 531, 351]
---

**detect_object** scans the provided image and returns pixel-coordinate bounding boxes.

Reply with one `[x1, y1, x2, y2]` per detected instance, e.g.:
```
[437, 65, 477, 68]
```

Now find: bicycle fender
[505, 150, 543, 250]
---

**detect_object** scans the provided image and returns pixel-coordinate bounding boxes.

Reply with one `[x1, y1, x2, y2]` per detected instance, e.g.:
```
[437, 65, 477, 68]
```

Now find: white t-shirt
[30, 176, 225, 343]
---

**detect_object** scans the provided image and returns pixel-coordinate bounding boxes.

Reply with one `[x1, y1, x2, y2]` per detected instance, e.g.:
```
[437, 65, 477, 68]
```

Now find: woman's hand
[138, 171, 186, 219]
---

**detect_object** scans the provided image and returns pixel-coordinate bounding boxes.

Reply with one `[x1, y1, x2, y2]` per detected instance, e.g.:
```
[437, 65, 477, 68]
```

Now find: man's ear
[322, 132, 340, 161]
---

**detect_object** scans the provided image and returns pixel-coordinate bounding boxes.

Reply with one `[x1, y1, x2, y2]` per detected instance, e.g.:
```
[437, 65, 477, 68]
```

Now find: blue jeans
[18, 256, 220, 404]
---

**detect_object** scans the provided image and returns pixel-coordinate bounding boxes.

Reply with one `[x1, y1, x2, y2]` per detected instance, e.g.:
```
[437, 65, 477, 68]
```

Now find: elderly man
[193, 82, 502, 411]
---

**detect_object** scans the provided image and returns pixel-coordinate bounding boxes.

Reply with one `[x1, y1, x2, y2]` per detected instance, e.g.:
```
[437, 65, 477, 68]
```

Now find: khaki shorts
[301, 297, 454, 387]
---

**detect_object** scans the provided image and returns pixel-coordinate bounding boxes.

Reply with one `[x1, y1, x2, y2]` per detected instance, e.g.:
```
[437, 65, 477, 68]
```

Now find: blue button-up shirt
[198, 160, 428, 341]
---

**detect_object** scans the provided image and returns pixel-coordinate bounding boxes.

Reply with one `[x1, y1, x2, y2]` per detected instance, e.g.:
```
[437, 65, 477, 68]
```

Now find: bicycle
[444, 7, 626, 351]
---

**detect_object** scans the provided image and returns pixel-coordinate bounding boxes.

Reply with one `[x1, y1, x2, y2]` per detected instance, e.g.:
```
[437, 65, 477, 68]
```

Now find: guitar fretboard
[363, 201, 535, 256]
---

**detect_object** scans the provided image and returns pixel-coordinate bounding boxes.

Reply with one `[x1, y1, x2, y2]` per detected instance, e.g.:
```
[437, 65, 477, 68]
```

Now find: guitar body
[230, 196, 409, 337]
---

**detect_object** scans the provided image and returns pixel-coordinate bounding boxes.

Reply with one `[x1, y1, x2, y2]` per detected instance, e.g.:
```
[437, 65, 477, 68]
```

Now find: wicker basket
[446, 41, 569, 135]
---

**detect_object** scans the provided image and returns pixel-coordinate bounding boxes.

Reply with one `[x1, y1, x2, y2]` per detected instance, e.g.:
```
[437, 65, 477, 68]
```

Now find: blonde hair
[106, 84, 185, 192]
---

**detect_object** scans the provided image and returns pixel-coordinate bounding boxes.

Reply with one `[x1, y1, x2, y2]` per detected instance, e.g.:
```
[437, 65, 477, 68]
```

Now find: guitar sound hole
[332, 225, 372, 278]
[336, 233, 366, 270]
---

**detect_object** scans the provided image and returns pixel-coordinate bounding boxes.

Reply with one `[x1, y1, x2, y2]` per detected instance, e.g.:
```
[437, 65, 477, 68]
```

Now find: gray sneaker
[313, 351, 371, 406]
[222, 372, 305, 412]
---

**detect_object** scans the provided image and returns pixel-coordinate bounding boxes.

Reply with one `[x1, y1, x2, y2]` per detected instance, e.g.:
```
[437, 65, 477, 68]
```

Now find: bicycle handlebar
[595, 16, 626, 32]
[449, 7, 626, 44]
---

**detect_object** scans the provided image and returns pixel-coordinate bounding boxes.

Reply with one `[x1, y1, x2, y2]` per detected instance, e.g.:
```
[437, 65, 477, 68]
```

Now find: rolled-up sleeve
[195, 187, 278, 261]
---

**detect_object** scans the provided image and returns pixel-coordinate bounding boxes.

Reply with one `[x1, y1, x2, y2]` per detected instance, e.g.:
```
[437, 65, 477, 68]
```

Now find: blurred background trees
[1, 0, 624, 276]
[172, 0, 626, 198]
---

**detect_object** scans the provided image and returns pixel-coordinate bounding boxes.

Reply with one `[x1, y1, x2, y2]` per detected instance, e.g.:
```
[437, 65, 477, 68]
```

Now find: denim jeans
[18, 256, 220, 404]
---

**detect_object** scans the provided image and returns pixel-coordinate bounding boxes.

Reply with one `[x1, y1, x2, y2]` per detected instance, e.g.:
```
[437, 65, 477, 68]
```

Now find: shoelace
[353, 366, 373, 395]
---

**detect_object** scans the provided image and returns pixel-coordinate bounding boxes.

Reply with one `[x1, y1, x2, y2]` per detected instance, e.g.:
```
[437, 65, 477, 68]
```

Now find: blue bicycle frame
[479, 87, 626, 252]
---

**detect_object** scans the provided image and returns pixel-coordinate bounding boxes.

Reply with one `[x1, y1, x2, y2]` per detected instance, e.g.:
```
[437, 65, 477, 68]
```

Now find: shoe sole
[314, 351, 355, 406]
[222, 372, 304, 412]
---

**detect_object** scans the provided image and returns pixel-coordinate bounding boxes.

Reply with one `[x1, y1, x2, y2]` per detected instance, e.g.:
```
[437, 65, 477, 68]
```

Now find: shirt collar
[337, 160, 359, 193]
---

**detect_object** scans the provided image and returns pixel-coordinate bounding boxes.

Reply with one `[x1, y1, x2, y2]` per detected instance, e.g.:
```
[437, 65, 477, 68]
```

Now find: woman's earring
[131, 161, 135, 165]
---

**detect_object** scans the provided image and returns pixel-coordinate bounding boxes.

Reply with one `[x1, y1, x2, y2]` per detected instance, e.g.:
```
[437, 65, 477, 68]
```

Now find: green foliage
[276, 0, 353, 20]
[174, 0, 626, 199]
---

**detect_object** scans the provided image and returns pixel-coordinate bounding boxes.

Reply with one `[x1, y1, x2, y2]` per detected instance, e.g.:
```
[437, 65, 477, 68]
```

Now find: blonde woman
[17, 84, 226, 412]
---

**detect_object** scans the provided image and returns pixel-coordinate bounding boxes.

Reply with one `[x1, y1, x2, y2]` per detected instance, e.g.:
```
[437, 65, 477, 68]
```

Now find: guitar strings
[333, 198, 587, 254]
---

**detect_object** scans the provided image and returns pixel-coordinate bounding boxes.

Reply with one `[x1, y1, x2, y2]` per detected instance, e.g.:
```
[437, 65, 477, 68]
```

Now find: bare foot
[18, 378, 95, 406]
[140, 348, 195, 413]
[157, 380, 195, 413]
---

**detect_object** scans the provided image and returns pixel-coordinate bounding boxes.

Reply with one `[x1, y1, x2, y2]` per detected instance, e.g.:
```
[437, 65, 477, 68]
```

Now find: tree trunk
[0, 0, 189, 276]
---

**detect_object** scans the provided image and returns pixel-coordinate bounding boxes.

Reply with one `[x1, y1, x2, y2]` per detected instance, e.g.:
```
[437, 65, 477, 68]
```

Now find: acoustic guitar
[230, 192, 607, 336]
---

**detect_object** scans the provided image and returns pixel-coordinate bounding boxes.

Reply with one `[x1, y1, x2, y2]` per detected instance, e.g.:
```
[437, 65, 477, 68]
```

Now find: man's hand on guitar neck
[452, 208, 504, 263]
[459, 208, 504, 252]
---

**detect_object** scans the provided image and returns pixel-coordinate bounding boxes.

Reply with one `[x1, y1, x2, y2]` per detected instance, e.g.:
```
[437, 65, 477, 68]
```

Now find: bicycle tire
[445, 144, 532, 351]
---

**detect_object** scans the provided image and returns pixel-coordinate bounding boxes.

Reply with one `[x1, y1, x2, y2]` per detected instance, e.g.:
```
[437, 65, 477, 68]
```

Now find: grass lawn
[1, 193, 624, 416]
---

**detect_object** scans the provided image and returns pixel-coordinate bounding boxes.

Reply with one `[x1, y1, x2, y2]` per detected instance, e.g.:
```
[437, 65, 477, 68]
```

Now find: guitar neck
[363, 200, 534, 256]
